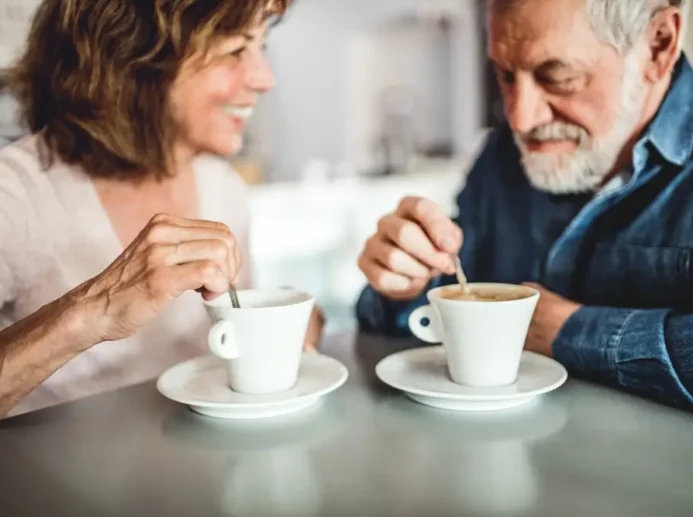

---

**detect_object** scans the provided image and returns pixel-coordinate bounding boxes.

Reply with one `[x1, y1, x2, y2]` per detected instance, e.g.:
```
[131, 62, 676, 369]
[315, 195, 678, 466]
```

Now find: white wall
[0, 0, 485, 173]
[0, 0, 41, 68]
[0, 0, 42, 141]
[682, 1, 692, 57]
[258, 0, 483, 181]
[343, 19, 454, 172]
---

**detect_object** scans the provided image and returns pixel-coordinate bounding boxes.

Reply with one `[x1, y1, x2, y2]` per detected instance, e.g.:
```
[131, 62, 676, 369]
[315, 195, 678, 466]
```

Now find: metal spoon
[453, 255, 471, 295]
[228, 284, 241, 308]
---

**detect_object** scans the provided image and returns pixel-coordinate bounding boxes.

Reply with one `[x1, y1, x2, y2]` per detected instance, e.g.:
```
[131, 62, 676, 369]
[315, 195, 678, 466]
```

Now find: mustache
[517, 122, 590, 145]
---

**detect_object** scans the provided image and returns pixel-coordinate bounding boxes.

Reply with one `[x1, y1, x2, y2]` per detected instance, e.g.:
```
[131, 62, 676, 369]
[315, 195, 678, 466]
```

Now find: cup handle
[408, 305, 441, 343]
[208, 320, 241, 359]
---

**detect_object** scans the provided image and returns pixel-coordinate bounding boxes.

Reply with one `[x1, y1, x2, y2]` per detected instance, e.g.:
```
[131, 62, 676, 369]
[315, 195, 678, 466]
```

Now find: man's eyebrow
[535, 59, 576, 75]
[489, 58, 576, 71]
[489, 58, 511, 71]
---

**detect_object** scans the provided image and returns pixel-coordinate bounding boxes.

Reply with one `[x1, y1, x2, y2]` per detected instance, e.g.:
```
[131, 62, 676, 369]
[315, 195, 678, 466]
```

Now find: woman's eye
[229, 47, 248, 59]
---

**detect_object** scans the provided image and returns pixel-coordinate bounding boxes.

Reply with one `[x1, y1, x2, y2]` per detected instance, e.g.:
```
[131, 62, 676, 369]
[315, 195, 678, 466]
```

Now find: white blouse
[0, 135, 252, 416]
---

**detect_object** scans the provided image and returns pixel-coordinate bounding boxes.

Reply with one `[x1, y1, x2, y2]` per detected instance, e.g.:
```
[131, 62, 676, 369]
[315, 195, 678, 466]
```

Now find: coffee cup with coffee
[203, 287, 315, 394]
[408, 283, 539, 387]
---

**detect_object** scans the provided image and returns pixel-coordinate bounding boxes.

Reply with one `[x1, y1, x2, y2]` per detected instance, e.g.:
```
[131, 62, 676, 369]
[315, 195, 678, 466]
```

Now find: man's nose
[504, 76, 553, 135]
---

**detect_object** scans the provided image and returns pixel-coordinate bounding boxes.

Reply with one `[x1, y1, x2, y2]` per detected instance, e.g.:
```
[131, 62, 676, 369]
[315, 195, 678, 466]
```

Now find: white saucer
[375, 346, 567, 412]
[157, 353, 348, 420]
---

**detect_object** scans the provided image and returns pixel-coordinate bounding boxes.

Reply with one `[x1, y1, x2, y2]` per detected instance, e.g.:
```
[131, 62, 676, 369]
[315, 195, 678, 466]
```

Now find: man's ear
[643, 6, 682, 84]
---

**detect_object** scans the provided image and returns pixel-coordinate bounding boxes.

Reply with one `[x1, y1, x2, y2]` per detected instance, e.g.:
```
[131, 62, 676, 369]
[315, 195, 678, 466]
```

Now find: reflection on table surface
[0, 330, 692, 517]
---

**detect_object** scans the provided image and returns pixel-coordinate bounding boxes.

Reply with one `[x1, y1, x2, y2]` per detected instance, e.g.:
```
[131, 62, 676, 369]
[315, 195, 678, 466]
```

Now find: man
[356, 0, 693, 409]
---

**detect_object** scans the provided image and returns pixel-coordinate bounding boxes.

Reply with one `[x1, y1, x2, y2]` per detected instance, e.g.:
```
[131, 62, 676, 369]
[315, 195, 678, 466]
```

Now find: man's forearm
[0, 286, 97, 417]
[554, 307, 693, 409]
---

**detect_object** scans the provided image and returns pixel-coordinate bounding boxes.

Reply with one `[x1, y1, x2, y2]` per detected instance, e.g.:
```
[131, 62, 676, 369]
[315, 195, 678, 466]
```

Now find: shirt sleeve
[553, 306, 693, 409]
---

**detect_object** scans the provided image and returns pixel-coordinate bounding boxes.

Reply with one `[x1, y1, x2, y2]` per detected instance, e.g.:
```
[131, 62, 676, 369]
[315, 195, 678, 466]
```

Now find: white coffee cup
[408, 283, 539, 387]
[203, 287, 315, 394]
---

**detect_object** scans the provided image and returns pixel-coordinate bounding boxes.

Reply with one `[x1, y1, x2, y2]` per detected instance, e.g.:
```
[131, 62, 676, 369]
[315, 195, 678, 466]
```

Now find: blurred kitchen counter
[245, 158, 469, 333]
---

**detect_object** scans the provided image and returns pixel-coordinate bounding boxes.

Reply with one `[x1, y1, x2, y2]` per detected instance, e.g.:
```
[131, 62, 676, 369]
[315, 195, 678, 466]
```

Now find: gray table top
[2, 330, 693, 517]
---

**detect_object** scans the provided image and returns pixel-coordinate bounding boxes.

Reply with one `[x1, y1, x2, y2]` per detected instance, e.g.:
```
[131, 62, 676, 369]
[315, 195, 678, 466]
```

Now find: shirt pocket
[582, 244, 693, 308]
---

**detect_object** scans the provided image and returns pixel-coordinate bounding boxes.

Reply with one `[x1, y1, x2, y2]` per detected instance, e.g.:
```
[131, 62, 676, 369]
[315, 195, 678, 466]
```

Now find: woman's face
[170, 22, 274, 159]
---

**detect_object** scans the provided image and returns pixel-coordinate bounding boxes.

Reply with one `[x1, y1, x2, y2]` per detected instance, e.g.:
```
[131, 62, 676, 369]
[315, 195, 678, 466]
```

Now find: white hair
[489, 0, 685, 193]
[587, 0, 684, 53]
[489, 0, 684, 53]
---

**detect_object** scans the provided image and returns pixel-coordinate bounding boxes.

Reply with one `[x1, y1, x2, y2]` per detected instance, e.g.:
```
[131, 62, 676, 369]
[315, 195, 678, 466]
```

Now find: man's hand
[358, 196, 463, 301]
[522, 283, 581, 357]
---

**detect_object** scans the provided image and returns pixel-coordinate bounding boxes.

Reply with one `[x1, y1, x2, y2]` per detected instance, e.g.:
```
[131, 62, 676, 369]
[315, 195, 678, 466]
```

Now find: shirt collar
[640, 55, 693, 168]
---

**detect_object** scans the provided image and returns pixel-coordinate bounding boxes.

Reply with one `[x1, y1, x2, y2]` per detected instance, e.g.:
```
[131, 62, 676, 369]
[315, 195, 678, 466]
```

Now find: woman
[0, 0, 323, 418]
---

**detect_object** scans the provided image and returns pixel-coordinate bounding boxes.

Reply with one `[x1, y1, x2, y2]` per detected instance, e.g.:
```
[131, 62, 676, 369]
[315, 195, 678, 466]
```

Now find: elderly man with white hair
[356, 0, 693, 409]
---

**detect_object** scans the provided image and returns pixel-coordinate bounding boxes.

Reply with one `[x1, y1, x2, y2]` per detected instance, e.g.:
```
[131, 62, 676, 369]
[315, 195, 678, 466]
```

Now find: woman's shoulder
[0, 134, 88, 245]
[0, 136, 51, 298]
[0, 136, 38, 204]
[0, 134, 63, 198]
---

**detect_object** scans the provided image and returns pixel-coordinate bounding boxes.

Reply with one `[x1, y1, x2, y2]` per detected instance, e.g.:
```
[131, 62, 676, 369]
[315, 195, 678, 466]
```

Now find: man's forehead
[487, 0, 585, 17]
[486, 0, 602, 69]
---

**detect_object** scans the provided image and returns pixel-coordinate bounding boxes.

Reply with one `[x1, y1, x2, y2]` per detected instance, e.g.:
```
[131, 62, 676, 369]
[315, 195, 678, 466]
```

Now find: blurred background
[0, 0, 691, 335]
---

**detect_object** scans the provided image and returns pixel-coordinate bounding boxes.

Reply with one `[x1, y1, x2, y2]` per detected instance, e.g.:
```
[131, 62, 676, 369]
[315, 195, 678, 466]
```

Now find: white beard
[514, 52, 647, 194]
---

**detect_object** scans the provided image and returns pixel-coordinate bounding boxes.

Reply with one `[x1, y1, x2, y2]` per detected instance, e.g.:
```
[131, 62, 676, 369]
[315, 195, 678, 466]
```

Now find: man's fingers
[395, 196, 462, 254]
[364, 237, 431, 279]
[378, 215, 455, 274]
[359, 255, 430, 296]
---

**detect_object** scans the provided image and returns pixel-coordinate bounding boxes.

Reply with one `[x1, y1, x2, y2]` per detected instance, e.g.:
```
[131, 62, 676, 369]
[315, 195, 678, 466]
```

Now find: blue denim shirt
[356, 56, 693, 410]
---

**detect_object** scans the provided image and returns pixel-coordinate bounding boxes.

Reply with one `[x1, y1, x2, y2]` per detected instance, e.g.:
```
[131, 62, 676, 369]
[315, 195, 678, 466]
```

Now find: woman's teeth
[225, 106, 254, 119]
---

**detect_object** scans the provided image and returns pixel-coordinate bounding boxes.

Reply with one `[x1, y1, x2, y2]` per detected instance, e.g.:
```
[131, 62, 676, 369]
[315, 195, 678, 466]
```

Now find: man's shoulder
[667, 155, 693, 200]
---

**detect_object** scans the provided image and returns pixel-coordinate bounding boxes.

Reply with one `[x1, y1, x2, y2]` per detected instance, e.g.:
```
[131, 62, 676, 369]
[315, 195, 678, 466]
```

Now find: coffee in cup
[203, 288, 315, 394]
[438, 284, 532, 302]
[408, 283, 539, 387]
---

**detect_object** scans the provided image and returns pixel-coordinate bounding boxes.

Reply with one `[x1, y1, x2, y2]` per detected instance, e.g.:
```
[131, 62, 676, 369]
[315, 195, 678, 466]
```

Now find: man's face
[487, 0, 648, 194]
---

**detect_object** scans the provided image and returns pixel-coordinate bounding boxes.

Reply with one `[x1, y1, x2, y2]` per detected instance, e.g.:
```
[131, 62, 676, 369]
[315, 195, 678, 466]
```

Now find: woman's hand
[0, 213, 243, 417]
[304, 307, 325, 351]
[77, 213, 242, 344]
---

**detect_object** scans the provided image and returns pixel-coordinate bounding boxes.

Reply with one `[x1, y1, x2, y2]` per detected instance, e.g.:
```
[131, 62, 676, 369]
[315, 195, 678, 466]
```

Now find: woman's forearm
[0, 286, 98, 417]
[0, 214, 250, 418]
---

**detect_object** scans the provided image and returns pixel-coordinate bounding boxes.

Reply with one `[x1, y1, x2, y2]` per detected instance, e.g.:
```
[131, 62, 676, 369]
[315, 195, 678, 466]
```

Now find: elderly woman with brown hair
[0, 0, 323, 417]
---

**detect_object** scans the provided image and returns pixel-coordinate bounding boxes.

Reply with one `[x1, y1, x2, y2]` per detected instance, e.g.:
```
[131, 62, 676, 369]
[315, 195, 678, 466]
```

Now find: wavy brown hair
[7, 0, 290, 180]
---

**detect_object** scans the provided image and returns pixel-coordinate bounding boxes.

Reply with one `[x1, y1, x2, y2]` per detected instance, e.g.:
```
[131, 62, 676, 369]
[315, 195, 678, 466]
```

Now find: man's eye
[538, 73, 578, 86]
[540, 76, 579, 94]
[545, 77, 574, 86]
